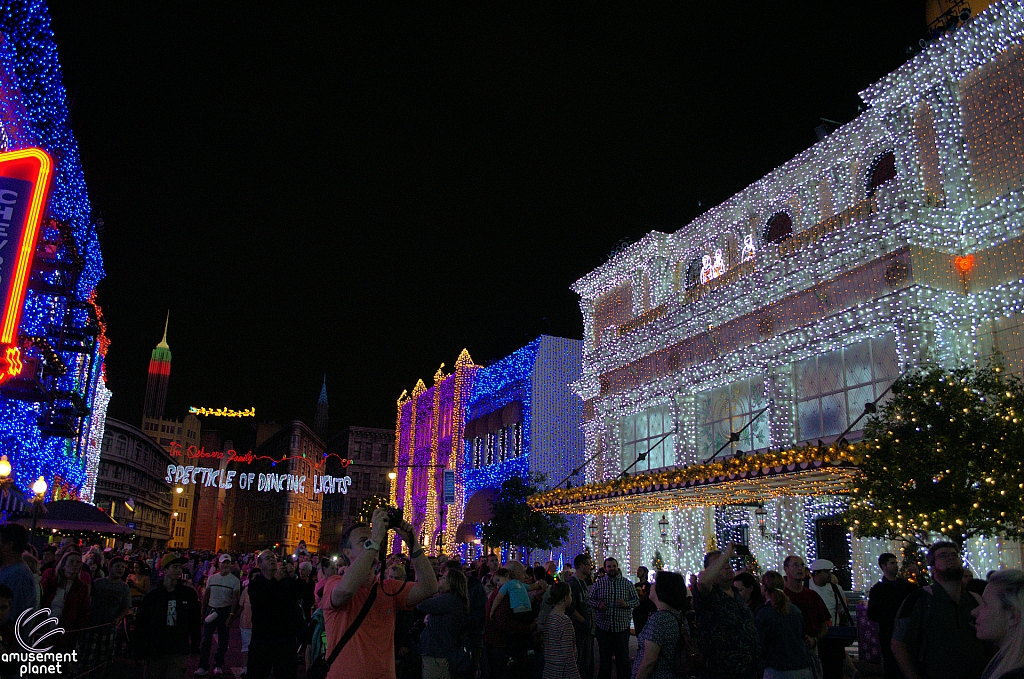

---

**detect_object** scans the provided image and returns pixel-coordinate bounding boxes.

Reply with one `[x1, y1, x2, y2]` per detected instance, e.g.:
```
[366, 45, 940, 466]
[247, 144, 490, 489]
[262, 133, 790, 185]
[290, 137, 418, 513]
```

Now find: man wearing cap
[808, 558, 853, 679]
[196, 554, 241, 676]
[136, 553, 202, 679]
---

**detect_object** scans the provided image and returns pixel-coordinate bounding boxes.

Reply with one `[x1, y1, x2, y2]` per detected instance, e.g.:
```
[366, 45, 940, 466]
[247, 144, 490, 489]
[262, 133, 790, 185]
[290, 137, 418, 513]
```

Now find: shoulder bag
[307, 581, 379, 679]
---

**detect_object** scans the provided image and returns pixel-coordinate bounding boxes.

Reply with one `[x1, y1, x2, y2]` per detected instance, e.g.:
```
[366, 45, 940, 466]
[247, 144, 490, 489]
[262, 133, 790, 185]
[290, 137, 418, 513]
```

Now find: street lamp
[0, 455, 12, 495]
[755, 505, 769, 536]
[29, 476, 47, 539]
[658, 514, 669, 542]
[388, 471, 397, 481]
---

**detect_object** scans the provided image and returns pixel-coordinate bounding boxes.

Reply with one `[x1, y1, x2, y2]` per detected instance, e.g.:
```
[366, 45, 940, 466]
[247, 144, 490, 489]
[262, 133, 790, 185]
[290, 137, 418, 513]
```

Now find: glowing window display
[794, 334, 898, 441]
[620, 404, 673, 472]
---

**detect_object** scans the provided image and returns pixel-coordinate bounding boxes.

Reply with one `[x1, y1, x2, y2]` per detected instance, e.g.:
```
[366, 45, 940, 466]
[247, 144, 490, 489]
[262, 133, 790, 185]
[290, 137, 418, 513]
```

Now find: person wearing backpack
[891, 541, 989, 679]
[808, 559, 854, 679]
[631, 570, 689, 679]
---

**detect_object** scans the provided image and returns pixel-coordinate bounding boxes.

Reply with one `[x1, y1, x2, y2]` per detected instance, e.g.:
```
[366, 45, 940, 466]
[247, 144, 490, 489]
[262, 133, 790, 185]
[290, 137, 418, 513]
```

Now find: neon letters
[165, 464, 351, 496]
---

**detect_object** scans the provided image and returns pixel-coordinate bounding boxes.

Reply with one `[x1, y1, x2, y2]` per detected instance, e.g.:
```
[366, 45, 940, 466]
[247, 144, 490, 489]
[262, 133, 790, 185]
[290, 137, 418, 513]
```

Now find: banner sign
[443, 469, 455, 505]
[165, 463, 353, 496]
[0, 148, 53, 383]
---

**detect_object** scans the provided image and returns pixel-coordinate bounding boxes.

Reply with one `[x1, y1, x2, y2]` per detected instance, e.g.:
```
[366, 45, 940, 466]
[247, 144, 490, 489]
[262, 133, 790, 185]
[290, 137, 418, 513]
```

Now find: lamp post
[0, 455, 12, 496]
[29, 476, 47, 539]
[755, 504, 769, 536]
[658, 514, 669, 543]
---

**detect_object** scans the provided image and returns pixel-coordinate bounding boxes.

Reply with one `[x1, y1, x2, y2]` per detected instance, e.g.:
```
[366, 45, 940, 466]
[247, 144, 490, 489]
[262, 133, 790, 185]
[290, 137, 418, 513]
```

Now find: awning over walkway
[527, 446, 861, 515]
[8, 500, 133, 536]
[454, 487, 500, 543]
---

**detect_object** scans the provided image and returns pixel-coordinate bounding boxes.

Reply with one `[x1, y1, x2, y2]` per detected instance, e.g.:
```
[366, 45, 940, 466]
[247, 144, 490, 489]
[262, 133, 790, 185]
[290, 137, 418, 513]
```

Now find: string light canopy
[529, 445, 860, 515]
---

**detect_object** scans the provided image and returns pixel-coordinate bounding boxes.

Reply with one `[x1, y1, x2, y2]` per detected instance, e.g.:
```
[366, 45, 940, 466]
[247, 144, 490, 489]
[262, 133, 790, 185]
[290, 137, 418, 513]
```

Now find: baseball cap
[809, 558, 834, 572]
[160, 553, 188, 570]
[219, 554, 232, 563]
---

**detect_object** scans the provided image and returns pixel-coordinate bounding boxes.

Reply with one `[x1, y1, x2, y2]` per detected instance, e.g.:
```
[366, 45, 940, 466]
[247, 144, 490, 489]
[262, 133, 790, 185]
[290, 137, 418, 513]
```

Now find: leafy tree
[846, 363, 1024, 549]
[358, 493, 391, 523]
[482, 475, 568, 558]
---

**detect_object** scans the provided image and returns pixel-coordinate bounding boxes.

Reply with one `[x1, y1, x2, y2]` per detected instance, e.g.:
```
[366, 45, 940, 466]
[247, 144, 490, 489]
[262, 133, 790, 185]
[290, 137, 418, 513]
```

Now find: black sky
[45, 4, 923, 437]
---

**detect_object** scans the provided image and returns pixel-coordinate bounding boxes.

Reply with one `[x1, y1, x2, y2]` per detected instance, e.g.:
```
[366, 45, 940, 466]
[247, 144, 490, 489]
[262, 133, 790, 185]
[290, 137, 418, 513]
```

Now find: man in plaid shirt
[589, 556, 639, 679]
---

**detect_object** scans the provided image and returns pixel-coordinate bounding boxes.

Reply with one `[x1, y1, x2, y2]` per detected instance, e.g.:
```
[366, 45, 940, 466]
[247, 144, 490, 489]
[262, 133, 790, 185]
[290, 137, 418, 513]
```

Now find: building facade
[0, 2, 108, 505]
[320, 426, 393, 554]
[96, 418, 175, 548]
[542, 1, 1024, 590]
[225, 421, 325, 554]
[460, 336, 585, 564]
[390, 350, 477, 556]
[138, 319, 202, 549]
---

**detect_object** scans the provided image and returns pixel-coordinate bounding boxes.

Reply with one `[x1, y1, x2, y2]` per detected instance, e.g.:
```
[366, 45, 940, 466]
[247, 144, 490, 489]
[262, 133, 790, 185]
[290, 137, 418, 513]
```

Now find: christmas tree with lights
[651, 549, 664, 571]
[846, 363, 1024, 549]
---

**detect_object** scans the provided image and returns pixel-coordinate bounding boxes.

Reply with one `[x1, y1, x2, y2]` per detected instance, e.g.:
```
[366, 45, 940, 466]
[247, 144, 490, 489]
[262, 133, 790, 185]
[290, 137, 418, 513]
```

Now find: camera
[386, 506, 404, 530]
[733, 544, 751, 556]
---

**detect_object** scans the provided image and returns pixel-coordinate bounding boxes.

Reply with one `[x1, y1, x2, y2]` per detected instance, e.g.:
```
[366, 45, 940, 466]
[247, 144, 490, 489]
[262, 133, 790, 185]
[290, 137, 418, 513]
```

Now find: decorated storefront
[0, 2, 108, 508]
[562, 0, 1024, 590]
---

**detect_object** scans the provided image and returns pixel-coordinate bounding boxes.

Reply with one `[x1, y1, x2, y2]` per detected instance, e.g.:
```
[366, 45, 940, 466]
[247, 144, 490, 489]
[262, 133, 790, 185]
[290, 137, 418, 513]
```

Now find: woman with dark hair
[542, 581, 580, 679]
[734, 571, 767, 613]
[417, 568, 469, 679]
[631, 570, 689, 679]
[756, 571, 813, 679]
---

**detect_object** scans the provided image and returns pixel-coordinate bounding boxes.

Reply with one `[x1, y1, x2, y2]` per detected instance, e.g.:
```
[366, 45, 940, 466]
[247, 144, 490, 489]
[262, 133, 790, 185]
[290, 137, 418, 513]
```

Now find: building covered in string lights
[457, 336, 585, 565]
[533, 0, 1024, 590]
[0, 1, 108, 508]
[390, 350, 477, 556]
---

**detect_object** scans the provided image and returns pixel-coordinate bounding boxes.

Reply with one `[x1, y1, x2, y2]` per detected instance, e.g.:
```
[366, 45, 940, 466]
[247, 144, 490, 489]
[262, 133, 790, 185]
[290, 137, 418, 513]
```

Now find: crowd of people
[0, 512, 1021, 679]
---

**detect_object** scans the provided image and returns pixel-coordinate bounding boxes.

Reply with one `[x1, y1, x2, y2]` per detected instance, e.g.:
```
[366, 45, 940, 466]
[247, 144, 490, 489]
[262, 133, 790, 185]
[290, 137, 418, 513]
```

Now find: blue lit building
[0, 1, 107, 506]
[460, 336, 585, 565]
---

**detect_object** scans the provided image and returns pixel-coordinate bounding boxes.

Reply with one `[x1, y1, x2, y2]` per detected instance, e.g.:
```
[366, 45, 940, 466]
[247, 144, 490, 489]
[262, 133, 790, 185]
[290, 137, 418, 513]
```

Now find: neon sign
[0, 148, 53, 384]
[188, 406, 256, 417]
[167, 441, 352, 469]
[165, 463, 352, 496]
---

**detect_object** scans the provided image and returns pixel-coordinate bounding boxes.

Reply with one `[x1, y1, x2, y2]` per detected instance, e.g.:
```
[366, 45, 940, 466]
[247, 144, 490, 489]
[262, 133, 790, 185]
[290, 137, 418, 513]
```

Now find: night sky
[45, 4, 923, 439]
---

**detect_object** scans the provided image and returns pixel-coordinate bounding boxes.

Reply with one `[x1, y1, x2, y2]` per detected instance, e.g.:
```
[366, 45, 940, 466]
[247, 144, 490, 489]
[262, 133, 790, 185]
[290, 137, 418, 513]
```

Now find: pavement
[105, 626, 302, 679]
[98, 624, 883, 679]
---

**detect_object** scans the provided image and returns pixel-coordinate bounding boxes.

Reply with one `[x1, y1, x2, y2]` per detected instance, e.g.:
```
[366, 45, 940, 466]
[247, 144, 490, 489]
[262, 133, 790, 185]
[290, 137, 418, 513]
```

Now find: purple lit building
[390, 349, 478, 556]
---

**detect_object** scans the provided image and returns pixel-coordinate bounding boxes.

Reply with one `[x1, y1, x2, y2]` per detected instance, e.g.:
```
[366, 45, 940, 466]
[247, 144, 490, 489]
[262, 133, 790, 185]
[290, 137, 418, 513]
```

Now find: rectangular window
[696, 375, 769, 460]
[620, 404, 674, 473]
[794, 334, 899, 441]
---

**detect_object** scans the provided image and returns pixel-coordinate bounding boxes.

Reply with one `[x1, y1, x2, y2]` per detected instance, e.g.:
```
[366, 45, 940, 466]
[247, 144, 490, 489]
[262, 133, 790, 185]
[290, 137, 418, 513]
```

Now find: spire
[313, 373, 329, 440]
[157, 310, 169, 349]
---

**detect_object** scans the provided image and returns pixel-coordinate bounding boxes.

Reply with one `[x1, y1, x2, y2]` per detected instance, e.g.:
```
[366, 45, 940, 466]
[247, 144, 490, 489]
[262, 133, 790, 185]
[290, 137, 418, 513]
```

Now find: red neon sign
[0, 148, 53, 384]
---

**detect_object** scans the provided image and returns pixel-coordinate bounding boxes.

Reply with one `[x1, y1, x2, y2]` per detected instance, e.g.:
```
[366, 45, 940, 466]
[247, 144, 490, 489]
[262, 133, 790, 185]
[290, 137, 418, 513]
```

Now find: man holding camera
[322, 506, 439, 679]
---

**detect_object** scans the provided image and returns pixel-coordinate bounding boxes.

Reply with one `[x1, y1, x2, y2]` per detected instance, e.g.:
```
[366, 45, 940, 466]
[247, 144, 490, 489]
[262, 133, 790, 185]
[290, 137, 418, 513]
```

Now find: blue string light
[0, 0, 105, 502]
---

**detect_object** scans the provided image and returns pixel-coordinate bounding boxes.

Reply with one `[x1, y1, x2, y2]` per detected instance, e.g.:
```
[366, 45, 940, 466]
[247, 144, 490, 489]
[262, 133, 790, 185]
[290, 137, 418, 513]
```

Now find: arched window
[685, 258, 702, 289]
[867, 151, 897, 196]
[763, 212, 793, 245]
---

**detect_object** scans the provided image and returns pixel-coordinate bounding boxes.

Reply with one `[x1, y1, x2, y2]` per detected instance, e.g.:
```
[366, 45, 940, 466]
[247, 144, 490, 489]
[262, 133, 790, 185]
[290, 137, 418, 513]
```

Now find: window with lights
[620, 405, 673, 473]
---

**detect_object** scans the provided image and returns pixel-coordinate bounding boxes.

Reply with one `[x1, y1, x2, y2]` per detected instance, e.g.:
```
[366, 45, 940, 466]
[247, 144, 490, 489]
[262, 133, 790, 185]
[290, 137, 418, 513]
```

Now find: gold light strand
[422, 366, 445, 555]
[529, 444, 862, 514]
[188, 406, 256, 418]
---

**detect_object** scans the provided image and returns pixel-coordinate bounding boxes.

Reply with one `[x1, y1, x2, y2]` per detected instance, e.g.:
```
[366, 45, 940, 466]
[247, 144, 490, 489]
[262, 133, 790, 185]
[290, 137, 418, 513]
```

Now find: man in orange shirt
[322, 506, 438, 679]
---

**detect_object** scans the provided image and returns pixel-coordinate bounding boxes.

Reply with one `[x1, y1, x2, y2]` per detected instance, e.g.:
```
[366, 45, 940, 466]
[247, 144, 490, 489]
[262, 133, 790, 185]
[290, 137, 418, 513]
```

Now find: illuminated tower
[143, 312, 172, 420]
[314, 375, 329, 440]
